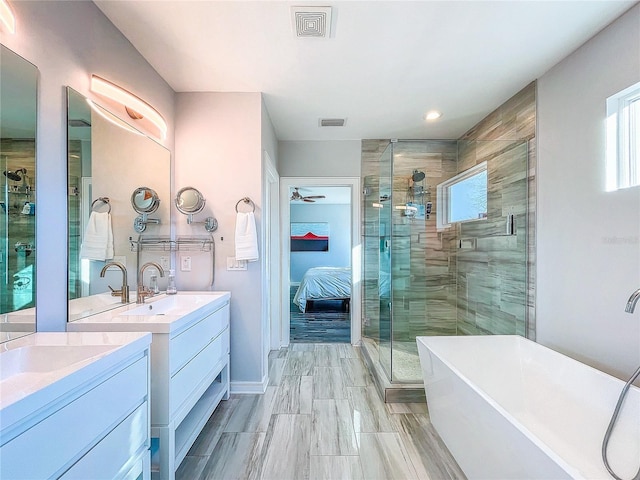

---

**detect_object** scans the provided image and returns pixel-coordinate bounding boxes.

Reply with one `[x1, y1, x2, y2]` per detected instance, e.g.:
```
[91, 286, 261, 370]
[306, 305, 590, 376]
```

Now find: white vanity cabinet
[68, 291, 231, 480]
[0, 332, 152, 480]
[149, 295, 230, 479]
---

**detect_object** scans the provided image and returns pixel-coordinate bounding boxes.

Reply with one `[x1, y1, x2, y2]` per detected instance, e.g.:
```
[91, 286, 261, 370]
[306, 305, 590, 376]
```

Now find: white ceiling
[94, 0, 636, 141]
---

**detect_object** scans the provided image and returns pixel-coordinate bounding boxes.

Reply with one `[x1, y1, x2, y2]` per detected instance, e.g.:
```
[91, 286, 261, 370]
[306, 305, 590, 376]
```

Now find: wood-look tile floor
[289, 287, 351, 343]
[177, 343, 466, 480]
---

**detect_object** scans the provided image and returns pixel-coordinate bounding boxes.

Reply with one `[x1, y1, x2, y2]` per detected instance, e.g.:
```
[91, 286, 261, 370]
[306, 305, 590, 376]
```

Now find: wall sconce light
[0, 0, 16, 34]
[86, 99, 144, 137]
[90, 74, 167, 140]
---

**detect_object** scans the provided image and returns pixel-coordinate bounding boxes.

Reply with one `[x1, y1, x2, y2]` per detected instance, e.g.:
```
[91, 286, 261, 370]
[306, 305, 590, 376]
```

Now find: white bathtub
[417, 335, 640, 480]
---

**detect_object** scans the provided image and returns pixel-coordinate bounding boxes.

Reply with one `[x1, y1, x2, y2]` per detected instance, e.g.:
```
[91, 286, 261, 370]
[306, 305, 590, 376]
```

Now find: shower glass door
[362, 142, 392, 379]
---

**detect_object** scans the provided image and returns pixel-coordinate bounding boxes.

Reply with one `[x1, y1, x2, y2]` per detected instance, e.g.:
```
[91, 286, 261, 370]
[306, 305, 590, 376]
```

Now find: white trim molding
[280, 176, 362, 348]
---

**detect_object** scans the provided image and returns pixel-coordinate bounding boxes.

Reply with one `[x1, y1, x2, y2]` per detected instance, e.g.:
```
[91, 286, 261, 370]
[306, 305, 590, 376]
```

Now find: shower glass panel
[362, 139, 529, 384]
[362, 142, 392, 379]
[390, 141, 459, 383]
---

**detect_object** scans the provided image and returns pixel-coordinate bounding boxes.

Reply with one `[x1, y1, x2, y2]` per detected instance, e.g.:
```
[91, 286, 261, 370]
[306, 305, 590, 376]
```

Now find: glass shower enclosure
[362, 139, 529, 384]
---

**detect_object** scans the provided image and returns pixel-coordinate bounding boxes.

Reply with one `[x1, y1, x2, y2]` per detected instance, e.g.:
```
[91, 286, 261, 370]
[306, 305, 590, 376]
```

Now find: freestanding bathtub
[417, 335, 640, 479]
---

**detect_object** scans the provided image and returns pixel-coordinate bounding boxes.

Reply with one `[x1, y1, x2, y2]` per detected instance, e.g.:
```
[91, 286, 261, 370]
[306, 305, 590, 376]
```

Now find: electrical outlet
[160, 256, 170, 270]
[227, 257, 247, 271]
[180, 255, 192, 272]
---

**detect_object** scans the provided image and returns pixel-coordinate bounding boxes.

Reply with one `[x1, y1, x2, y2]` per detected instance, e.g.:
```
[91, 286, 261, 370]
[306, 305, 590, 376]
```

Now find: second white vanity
[0, 331, 152, 479]
[68, 291, 231, 480]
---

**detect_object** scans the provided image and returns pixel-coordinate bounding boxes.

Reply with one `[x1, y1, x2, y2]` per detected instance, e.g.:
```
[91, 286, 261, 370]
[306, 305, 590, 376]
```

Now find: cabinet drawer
[60, 402, 148, 479]
[170, 304, 229, 376]
[170, 328, 228, 417]
[1, 356, 148, 480]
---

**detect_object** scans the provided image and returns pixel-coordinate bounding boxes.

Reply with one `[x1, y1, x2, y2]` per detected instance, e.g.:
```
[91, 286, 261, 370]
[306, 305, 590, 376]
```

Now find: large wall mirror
[1, 45, 38, 343]
[67, 87, 170, 321]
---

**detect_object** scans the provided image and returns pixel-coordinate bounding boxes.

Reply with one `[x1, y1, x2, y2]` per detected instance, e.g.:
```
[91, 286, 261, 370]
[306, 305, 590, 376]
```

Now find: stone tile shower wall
[390, 141, 458, 344]
[360, 82, 537, 381]
[361, 140, 460, 342]
[456, 82, 536, 338]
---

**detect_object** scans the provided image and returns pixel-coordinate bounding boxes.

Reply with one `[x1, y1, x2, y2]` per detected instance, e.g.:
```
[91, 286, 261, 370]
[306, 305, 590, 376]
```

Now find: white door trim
[263, 151, 280, 363]
[280, 177, 361, 347]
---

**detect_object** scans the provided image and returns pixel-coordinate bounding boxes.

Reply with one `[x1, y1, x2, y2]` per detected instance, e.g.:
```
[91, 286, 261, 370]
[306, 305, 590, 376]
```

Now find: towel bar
[91, 197, 111, 213]
[235, 197, 255, 213]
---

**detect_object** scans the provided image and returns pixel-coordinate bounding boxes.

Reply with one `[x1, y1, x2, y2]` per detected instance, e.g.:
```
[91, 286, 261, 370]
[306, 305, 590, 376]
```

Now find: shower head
[3, 168, 26, 181]
[412, 170, 425, 182]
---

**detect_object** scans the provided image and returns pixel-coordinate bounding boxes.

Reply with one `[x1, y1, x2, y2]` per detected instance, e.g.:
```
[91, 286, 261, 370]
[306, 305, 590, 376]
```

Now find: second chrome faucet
[137, 262, 165, 304]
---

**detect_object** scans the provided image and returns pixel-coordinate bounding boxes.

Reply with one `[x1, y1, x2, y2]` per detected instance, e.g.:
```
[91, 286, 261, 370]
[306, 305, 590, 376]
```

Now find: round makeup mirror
[175, 186, 206, 215]
[131, 186, 160, 214]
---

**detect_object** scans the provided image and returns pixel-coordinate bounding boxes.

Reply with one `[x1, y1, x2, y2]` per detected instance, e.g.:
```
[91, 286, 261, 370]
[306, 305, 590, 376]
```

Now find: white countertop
[0, 331, 152, 430]
[67, 291, 231, 335]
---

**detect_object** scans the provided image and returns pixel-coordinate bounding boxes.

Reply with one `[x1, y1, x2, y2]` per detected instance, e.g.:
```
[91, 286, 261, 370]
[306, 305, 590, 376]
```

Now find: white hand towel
[235, 211, 259, 262]
[80, 211, 114, 261]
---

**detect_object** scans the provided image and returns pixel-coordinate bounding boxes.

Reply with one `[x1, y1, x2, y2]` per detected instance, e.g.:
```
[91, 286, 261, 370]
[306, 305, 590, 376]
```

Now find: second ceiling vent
[291, 6, 332, 38]
[319, 118, 346, 127]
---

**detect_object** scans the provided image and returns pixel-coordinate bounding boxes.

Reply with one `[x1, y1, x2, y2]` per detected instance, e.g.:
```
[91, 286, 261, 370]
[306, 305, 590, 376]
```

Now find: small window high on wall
[437, 162, 488, 229]
[606, 81, 640, 191]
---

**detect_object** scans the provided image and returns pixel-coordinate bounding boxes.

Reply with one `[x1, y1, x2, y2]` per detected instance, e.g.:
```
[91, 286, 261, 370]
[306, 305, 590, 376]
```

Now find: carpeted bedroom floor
[289, 286, 350, 343]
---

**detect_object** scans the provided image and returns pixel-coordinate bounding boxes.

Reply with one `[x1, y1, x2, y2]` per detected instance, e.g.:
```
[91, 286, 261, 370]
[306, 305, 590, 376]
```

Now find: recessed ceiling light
[424, 110, 442, 121]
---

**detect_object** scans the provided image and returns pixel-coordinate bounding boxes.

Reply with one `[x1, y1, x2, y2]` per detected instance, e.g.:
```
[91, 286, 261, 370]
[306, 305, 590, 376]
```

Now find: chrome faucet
[137, 262, 165, 304]
[100, 262, 130, 303]
[625, 288, 640, 313]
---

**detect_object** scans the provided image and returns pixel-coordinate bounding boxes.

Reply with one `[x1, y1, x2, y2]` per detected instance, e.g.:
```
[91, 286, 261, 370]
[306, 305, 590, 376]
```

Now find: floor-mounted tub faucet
[100, 261, 130, 303]
[601, 287, 640, 480]
[625, 288, 640, 313]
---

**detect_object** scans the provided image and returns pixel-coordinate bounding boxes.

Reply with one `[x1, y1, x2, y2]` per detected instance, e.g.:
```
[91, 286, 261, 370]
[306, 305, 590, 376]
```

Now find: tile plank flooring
[290, 287, 351, 343]
[177, 343, 466, 480]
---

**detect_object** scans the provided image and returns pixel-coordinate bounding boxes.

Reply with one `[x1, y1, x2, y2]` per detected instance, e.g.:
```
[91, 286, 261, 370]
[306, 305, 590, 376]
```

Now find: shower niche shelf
[130, 235, 214, 252]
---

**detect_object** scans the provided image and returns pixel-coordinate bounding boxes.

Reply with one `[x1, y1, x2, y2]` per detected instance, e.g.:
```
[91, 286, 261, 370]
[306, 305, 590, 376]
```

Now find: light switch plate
[227, 257, 248, 271]
[160, 256, 170, 270]
[180, 255, 192, 271]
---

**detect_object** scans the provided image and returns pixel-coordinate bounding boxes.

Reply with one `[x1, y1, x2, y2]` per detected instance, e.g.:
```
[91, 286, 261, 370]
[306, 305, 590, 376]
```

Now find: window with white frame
[606, 81, 640, 191]
[436, 162, 488, 229]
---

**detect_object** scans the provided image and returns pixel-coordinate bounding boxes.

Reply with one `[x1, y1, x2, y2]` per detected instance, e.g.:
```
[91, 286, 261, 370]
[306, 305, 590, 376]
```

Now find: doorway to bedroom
[280, 177, 361, 346]
[289, 185, 351, 343]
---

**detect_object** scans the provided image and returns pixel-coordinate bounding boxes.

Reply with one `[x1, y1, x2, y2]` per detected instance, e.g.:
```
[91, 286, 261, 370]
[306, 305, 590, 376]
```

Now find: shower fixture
[412, 170, 425, 182]
[3, 167, 26, 181]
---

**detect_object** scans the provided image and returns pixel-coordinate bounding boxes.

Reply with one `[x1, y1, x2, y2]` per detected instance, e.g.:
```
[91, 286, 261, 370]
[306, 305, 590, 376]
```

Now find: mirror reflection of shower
[4, 167, 32, 194]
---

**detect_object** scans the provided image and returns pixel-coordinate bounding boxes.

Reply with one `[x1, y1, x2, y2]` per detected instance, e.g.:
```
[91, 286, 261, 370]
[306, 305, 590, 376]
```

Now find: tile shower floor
[177, 343, 465, 480]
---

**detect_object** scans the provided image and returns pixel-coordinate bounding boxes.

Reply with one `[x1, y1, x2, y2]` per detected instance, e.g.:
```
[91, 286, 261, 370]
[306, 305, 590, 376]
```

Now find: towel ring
[235, 197, 255, 213]
[91, 197, 111, 213]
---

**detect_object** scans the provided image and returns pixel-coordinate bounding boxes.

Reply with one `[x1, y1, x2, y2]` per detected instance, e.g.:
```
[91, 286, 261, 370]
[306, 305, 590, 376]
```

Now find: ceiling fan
[290, 187, 326, 203]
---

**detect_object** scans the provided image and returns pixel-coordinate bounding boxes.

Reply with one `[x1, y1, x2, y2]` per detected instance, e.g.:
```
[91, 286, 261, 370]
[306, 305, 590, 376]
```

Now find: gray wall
[290, 203, 351, 283]
[175, 92, 270, 389]
[537, 4, 640, 379]
[278, 140, 361, 177]
[2, 1, 175, 332]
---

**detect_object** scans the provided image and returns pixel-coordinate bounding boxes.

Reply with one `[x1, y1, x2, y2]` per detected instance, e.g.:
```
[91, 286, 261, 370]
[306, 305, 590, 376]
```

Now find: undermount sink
[0, 344, 116, 381]
[0, 332, 152, 415]
[118, 293, 226, 317]
[120, 295, 185, 316]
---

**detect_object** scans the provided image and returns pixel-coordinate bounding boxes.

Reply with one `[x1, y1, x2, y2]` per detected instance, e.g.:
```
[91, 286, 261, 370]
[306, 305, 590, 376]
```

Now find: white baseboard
[230, 374, 269, 394]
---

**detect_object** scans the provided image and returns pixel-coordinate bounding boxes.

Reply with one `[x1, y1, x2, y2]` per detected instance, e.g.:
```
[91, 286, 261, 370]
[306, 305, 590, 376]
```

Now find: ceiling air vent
[291, 6, 332, 38]
[319, 118, 346, 127]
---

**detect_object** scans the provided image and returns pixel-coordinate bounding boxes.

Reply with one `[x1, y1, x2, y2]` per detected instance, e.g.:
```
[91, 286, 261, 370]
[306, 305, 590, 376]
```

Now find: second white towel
[235, 211, 259, 262]
[80, 211, 114, 261]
